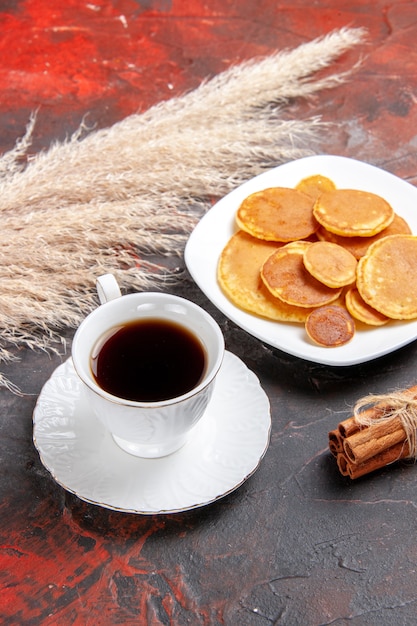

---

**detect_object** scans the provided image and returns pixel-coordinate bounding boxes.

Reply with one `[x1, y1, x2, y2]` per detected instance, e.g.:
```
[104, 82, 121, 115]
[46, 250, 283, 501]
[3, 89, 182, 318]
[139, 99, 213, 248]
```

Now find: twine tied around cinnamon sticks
[329, 385, 417, 479]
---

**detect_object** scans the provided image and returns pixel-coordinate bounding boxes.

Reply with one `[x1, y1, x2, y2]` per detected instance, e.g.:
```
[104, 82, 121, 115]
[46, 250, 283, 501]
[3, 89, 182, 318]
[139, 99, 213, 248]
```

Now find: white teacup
[72, 274, 224, 458]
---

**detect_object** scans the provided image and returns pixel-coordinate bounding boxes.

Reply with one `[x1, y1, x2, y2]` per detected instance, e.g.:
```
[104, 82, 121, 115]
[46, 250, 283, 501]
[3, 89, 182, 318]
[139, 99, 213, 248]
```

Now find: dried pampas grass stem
[0, 27, 366, 390]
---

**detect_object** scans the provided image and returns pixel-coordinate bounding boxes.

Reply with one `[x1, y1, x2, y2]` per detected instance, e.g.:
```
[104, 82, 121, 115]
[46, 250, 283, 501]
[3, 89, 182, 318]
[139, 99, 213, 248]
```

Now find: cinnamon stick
[338, 405, 387, 438]
[338, 416, 359, 438]
[328, 428, 343, 456]
[337, 441, 410, 480]
[336, 452, 349, 476]
[343, 416, 406, 464]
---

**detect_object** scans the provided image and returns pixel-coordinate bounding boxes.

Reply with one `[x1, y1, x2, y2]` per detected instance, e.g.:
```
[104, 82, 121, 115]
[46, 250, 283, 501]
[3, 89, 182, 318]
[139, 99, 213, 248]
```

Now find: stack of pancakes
[218, 175, 417, 347]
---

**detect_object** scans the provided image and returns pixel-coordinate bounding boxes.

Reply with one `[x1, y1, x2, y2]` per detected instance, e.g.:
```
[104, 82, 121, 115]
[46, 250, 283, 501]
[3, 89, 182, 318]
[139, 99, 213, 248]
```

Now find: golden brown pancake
[217, 231, 314, 322]
[305, 305, 355, 347]
[317, 214, 412, 259]
[261, 242, 343, 308]
[303, 241, 357, 288]
[313, 189, 394, 237]
[296, 174, 336, 200]
[356, 234, 417, 319]
[236, 186, 318, 242]
[345, 287, 389, 326]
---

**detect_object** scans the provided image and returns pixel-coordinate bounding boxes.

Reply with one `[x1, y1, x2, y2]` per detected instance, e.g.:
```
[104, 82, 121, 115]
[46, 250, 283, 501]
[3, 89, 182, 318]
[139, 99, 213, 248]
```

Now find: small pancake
[217, 230, 315, 322]
[356, 234, 417, 319]
[296, 174, 336, 200]
[305, 305, 355, 347]
[236, 186, 318, 242]
[317, 214, 412, 259]
[261, 242, 343, 308]
[345, 287, 389, 326]
[303, 241, 357, 288]
[313, 189, 395, 237]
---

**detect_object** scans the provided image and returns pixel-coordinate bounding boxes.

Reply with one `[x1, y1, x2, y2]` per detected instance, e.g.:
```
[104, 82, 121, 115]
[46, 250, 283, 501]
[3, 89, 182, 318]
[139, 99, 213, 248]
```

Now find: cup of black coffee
[72, 274, 224, 458]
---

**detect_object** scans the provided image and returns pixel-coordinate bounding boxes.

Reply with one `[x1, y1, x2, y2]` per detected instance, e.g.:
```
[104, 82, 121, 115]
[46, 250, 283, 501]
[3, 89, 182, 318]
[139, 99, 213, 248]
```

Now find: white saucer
[33, 351, 271, 514]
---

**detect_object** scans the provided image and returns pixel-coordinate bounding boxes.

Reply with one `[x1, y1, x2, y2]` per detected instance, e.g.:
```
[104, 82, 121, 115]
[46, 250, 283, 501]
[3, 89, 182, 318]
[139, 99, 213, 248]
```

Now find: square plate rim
[184, 154, 417, 366]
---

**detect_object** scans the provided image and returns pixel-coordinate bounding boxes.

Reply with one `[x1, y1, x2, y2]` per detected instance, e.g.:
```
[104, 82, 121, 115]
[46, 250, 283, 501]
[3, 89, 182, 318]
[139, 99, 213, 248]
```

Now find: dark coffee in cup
[90, 318, 206, 402]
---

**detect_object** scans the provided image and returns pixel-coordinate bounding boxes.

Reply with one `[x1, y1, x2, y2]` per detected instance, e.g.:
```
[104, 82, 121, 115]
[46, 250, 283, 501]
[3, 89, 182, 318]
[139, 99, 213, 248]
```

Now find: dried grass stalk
[0, 27, 366, 390]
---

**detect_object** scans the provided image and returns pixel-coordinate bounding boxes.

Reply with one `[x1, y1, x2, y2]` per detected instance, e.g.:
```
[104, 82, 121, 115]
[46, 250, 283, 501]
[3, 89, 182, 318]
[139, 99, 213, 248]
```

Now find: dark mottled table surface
[2, 2, 417, 624]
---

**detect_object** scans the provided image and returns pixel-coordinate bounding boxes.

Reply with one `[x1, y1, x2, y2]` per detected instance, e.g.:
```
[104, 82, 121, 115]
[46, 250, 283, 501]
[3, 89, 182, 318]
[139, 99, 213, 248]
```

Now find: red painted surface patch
[1, 1, 179, 110]
[0, 0, 373, 146]
[2, 0, 417, 181]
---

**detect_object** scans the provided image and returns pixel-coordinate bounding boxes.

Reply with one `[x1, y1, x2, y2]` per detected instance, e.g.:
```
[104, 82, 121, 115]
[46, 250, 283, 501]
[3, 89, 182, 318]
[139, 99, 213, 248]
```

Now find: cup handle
[96, 273, 122, 305]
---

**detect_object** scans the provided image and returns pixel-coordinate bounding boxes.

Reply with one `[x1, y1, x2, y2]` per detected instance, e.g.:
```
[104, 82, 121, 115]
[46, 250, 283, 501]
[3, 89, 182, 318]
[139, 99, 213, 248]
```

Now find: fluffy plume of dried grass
[0, 27, 366, 390]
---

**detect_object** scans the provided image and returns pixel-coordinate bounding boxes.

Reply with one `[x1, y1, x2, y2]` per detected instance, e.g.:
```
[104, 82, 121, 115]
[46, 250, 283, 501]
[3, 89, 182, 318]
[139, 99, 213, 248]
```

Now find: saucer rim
[33, 351, 271, 515]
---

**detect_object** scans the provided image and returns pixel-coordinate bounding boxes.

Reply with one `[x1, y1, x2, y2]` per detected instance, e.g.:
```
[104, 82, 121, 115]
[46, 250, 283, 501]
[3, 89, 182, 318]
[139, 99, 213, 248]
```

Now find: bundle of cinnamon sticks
[329, 385, 417, 479]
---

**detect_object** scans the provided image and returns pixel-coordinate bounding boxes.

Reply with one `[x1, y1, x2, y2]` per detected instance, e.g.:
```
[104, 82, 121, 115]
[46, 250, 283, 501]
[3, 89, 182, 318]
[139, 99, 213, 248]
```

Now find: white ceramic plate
[185, 155, 417, 366]
[33, 352, 271, 514]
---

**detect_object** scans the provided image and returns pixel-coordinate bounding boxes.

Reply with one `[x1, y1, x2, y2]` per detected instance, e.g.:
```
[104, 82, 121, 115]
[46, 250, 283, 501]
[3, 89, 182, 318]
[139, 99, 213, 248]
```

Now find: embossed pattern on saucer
[33, 351, 271, 514]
